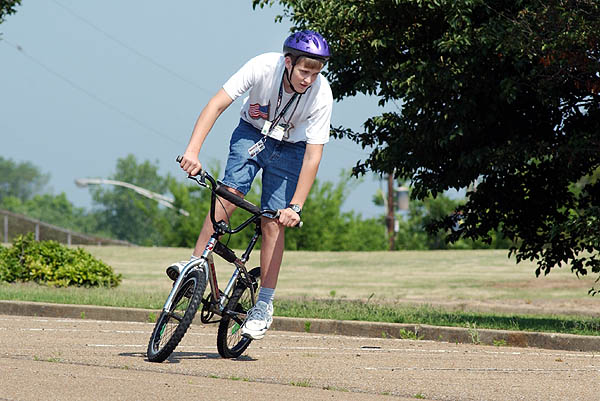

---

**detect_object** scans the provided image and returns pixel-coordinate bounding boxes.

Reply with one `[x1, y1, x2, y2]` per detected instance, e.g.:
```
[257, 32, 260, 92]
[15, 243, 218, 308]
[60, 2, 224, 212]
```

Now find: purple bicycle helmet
[283, 30, 331, 63]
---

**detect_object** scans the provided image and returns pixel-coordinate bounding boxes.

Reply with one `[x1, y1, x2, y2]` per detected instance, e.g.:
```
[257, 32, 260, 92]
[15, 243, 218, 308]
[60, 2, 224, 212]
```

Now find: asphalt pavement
[1, 300, 599, 352]
[2, 313, 599, 400]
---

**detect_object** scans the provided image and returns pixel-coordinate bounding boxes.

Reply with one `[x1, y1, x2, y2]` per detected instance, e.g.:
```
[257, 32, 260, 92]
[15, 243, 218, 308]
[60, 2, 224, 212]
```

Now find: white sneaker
[165, 261, 187, 281]
[241, 301, 273, 340]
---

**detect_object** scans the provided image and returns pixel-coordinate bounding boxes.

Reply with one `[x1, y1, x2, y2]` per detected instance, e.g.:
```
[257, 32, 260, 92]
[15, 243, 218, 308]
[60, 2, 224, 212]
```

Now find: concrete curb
[2, 300, 599, 352]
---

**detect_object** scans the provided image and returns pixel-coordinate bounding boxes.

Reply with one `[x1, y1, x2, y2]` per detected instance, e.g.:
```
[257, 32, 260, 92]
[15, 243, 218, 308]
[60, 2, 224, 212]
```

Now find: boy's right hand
[179, 153, 202, 176]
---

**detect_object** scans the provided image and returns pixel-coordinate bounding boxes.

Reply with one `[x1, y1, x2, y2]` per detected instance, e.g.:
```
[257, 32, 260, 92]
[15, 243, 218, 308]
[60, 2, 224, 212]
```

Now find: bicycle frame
[148, 157, 303, 362]
[162, 166, 274, 320]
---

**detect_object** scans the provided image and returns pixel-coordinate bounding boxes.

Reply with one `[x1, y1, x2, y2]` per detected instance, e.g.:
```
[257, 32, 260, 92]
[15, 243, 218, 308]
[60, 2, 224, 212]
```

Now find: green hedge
[0, 233, 121, 287]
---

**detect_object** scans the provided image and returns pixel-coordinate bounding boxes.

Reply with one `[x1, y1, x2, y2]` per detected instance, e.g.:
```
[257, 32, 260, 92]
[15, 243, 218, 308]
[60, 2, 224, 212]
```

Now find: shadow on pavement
[119, 351, 257, 363]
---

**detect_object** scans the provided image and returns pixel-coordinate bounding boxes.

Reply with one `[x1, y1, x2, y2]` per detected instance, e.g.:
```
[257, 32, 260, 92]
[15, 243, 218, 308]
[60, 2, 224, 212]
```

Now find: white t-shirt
[222, 53, 333, 144]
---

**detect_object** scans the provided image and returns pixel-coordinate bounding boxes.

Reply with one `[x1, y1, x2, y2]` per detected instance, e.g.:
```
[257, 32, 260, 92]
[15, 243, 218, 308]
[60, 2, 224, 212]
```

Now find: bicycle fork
[161, 255, 208, 313]
[162, 235, 258, 317]
[160, 236, 221, 313]
[161, 236, 238, 314]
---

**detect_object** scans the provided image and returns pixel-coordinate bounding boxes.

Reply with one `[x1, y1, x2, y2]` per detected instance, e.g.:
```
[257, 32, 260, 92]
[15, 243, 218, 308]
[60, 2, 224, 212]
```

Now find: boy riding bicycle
[169, 30, 333, 340]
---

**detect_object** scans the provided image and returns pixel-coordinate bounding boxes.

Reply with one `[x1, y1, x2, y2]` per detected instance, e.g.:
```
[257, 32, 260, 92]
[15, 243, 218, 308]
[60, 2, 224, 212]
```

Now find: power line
[47, 0, 380, 157]
[41, 1, 381, 158]
[2, 38, 371, 157]
[50, 0, 212, 95]
[2, 38, 181, 145]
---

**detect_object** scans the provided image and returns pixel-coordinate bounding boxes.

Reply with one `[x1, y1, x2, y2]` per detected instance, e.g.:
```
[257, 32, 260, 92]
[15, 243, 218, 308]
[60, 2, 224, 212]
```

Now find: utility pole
[386, 174, 395, 251]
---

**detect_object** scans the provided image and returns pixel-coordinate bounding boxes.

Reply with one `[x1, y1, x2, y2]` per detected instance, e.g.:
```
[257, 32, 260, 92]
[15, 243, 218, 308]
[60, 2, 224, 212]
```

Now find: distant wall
[0, 209, 132, 246]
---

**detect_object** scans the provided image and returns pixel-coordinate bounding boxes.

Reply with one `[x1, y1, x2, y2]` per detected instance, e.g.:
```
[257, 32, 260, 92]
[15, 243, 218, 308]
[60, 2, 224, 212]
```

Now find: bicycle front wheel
[216, 267, 260, 358]
[147, 268, 206, 362]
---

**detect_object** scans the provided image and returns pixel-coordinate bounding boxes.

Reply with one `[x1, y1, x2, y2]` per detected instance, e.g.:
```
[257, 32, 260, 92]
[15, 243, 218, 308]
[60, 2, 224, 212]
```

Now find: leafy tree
[1, 193, 99, 234]
[160, 176, 211, 248]
[90, 154, 170, 245]
[254, 0, 600, 288]
[165, 168, 386, 251]
[285, 175, 387, 251]
[159, 164, 263, 249]
[396, 192, 512, 250]
[334, 212, 387, 251]
[0, 0, 21, 26]
[0, 158, 106, 237]
[0, 156, 49, 202]
[400, 194, 461, 250]
[372, 182, 512, 250]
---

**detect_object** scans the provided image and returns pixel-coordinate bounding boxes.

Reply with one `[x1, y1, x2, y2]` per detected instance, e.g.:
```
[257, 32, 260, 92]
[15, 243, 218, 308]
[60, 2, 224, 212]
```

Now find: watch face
[290, 204, 301, 214]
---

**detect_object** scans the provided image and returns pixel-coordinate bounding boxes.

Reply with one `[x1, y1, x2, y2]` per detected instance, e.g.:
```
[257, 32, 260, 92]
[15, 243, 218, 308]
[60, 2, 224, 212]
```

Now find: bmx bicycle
[147, 156, 300, 362]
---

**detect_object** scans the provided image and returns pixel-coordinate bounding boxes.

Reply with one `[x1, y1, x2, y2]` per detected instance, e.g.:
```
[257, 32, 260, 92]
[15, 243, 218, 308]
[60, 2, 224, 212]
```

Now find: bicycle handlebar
[176, 156, 302, 228]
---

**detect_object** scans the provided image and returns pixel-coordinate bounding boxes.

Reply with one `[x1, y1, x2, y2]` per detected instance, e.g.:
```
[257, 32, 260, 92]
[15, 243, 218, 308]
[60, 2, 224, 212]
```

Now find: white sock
[257, 287, 275, 305]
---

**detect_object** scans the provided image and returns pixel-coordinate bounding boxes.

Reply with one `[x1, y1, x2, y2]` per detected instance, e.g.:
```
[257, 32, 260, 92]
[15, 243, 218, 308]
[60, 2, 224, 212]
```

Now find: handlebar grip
[272, 210, 302, 228]
[176, 155, 205, 178]
[215, 184, 261, 215]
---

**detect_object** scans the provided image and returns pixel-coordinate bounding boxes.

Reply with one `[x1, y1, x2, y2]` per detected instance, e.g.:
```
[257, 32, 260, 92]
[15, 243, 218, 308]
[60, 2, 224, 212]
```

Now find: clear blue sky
[1, 1, 389, 217]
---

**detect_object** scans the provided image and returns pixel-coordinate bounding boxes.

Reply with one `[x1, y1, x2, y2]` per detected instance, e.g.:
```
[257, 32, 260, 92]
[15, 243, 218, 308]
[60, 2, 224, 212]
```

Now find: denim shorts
[221, 119, 306, 211]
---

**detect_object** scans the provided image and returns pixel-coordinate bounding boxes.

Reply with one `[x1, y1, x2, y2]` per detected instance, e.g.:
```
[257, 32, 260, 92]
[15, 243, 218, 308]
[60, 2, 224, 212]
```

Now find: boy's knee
[261, 217, 283, 235]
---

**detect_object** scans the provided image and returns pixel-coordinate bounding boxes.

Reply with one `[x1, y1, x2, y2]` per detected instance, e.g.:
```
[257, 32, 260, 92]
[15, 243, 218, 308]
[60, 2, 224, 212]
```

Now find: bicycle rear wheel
[147, 268, 206, 362]
[216, 267, 260, 358]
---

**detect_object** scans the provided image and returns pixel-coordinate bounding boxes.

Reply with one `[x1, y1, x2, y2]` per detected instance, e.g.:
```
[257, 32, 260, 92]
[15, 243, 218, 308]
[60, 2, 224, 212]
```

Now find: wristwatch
[288, 204, 302, 216]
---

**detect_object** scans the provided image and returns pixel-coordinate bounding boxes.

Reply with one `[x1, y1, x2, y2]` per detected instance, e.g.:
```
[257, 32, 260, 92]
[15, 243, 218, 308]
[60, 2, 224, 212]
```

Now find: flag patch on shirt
[248, 103, 270, 120]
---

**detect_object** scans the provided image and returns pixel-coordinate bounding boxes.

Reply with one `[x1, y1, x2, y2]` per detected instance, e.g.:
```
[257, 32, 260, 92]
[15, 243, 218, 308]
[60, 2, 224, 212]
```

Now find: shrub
[0, 233, 122, 287]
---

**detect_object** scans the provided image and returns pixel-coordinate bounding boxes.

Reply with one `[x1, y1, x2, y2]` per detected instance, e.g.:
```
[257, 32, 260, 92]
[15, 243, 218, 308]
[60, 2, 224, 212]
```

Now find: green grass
[1, 282, 599, 336]
[1, 245, 599, 337]
[0, 281, 169, 309]
[274, 298, 600, 336]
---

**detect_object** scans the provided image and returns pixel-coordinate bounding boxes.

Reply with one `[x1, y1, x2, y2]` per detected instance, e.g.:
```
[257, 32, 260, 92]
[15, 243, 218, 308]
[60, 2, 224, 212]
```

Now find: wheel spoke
[216, 266, 260, 358]
[169, 311, 184, 322]
[147, 269, 207, 362]
[225, 309, 246, 325]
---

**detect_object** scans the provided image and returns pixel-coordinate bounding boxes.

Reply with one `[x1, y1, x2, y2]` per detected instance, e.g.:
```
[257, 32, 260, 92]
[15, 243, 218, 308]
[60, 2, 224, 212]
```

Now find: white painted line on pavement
[8, 327, 214, 337]
[85, 344, 215, 351]
[362, 366, 600, 373]
[259, 344, 600, 360]
[85, 344, 147, 347]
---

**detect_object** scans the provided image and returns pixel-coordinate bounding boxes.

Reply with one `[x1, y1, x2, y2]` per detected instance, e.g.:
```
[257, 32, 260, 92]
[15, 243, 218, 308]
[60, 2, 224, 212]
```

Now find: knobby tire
[216, 267, 260, 358]
[147, 269, 206, 362]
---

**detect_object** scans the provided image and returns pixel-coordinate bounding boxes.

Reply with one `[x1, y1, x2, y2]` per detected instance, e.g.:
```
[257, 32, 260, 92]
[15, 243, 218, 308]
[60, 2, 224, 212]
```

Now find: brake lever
[190, 172, 207, 187]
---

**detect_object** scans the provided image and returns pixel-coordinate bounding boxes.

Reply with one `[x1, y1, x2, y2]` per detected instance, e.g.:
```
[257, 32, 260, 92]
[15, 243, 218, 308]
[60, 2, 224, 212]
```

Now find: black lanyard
[268, 72, 303, 133]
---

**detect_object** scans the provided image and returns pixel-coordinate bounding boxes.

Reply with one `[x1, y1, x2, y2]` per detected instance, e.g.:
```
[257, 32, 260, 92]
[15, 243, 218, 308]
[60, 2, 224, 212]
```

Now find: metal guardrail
[0, 209, 132, 246]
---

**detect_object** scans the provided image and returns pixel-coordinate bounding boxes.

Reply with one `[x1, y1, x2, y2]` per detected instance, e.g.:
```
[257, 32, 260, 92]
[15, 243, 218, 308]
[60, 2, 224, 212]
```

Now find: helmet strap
[284, 62, 303, 94]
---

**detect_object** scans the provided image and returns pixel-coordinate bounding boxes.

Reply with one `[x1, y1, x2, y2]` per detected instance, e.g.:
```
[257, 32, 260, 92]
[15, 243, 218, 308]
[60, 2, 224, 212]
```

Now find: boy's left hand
[278, 207, 301, 227]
